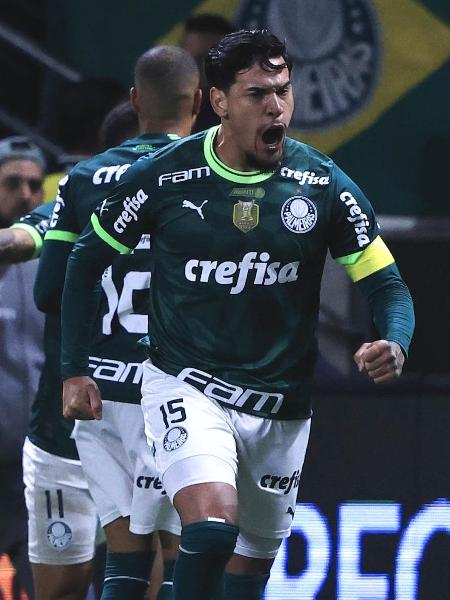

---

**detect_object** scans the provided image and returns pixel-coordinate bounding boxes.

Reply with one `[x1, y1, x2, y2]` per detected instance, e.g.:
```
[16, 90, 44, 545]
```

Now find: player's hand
[63, 376, 103, 420]
[353, 340, 404, 384]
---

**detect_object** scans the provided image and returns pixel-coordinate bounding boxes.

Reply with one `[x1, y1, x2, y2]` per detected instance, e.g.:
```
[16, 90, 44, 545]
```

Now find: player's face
[211, 57, 294, 171]
[0, 159, 43, 225]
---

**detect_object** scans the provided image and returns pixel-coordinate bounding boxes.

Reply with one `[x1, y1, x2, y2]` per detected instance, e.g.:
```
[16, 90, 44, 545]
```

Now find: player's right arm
[61, 160, 154, 419]
[0, 202, 54, 263]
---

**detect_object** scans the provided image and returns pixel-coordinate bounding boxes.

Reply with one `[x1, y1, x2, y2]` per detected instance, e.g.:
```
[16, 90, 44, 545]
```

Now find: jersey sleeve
[327, 164, 380, 260]
[10, 201, 55, 258]
[34, 173, 81, 312]
[88, 156, 155, 254]
[354, 263, 415, 355]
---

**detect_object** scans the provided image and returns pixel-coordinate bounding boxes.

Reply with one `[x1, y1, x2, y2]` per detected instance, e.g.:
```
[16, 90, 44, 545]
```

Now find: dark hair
[134, 45, 199, 120]
[184, 14, 234, 36]
[205, 29, 291, 91]
[99, 101, 139, 149]
[134, 45, 199, 93]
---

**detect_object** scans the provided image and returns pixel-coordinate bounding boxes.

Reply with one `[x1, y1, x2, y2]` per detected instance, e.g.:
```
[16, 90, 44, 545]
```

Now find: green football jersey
[36, 133, 178, 428]
[63, 127, 399, 420]
[10, 203, 76, 458]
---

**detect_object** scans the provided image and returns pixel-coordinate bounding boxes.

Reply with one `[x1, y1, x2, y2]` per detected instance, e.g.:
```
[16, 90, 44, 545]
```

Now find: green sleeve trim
[90, 213, 131, 254]
[10, 223, 42, 258]
[336, 250, 364, 266]
[204, 126, 274, 184]
[44, 230, 79, 243]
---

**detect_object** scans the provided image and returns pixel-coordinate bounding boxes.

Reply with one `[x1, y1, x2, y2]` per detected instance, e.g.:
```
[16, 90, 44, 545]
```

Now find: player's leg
[101, 517, 154, 600]
[74, 401, 155, 600]
[31, 562, 94, 600]
[141, 361, 240, 600]
[221, 413, 311, 599]
[129, 425, 182, 600]
[23, 438, 97, 600]
[154, 530, 178, 600]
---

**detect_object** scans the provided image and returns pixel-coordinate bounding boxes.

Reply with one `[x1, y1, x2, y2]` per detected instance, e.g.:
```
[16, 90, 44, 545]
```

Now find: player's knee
[180, 520, 239, 559]
[234, 528, 283, 561]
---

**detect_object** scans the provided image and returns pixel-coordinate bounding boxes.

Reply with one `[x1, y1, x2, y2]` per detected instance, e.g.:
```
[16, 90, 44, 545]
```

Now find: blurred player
[35, 46, 202, 600]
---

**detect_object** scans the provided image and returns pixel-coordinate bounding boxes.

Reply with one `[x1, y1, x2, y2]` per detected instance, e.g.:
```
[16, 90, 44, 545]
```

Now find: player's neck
[214, 125, 256, 172]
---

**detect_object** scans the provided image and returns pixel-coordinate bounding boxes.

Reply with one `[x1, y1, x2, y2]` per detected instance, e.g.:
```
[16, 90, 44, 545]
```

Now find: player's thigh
[141, 361, 238, 501]
[129, 438, 181, 537]
[233, 414, 311, 556]
[32, 561, 93, 600]
[23, 440, 97, 567]
[73, 400, 140, 527]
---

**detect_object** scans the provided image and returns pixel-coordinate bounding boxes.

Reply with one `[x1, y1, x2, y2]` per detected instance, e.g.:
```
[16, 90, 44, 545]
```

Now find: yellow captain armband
[336, 236, 395, 282]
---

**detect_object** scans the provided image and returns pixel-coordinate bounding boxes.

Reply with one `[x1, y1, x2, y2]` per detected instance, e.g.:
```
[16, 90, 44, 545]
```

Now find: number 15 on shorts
[159, 398, 187, 429]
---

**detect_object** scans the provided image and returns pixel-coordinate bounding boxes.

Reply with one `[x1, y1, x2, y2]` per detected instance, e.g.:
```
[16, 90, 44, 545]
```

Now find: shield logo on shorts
[163, 426, 188, 451]
[46, 521, 72, 549]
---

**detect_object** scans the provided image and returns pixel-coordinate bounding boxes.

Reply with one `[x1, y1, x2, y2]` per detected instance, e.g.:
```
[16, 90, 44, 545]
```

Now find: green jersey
[36, 134, 178, 412]
[10, 203, 75, 458]
[62, 127, 414, 420]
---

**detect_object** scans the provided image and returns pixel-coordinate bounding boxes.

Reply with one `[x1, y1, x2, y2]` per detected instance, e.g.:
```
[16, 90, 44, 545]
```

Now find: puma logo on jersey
[182, 199, 208, 220]
[99, 200, 108, 216]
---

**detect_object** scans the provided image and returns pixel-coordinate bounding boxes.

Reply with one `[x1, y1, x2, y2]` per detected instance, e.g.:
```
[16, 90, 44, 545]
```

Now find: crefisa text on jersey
[340, 190, 371, 247]
[113, 188, 149, 233]
[280, 167, 330, 186]
[92, 164, 131, 185]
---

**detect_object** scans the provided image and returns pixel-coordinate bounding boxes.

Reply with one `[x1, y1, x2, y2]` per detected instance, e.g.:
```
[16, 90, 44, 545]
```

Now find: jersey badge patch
[46, 521, 73, 550]
[233, 199, 259, 233]
[163, 426, 188, 451]
[281, 196, 317, 233]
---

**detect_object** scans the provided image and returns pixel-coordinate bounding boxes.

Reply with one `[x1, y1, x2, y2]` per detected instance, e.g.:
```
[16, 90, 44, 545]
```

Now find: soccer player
[60, 30, 415, 600]
[8, 206, 99, 600]
[35, 46, 202, 600]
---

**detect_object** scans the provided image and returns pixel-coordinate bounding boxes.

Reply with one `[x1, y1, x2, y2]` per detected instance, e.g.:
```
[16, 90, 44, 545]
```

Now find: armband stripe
[338, 236, 395, 282]
[91, 213, 131, 254]
[44, 230, 79, 243]
[10, 223, 43, 258]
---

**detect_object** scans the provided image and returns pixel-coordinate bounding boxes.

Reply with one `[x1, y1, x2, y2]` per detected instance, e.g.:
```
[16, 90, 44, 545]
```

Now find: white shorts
[23, 438, 97, 565]
[73, 400, 180, 536]
[141, 362, 310, 542]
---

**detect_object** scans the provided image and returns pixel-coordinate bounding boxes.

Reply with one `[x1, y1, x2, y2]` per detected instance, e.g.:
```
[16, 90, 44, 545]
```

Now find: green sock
[156, 559, 175, 599]
[100, 551, 154, 600]
[173, 521, 239, 600]
[223, 572, 269, 600]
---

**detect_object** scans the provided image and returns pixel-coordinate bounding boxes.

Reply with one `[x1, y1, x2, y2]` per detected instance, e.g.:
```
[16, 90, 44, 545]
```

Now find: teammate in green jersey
[60, 31, 414, 600]
[35, 46, 202, 600]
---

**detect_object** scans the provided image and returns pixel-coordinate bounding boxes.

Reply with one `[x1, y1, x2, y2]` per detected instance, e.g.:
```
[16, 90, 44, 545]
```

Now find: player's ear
[193, 88, 202, 116]
[210, 87, 228, 119]
[130, 86, 139, 112]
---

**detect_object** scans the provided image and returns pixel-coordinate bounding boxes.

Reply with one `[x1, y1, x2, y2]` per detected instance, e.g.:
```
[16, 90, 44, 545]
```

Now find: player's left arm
[329, 165, 414, 384]
[0, 202, 55, 264]
[338, 245, 414, 383]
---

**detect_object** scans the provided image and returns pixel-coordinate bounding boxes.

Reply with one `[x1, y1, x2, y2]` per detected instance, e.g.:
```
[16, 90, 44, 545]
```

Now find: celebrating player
[61, 30, 414, 600]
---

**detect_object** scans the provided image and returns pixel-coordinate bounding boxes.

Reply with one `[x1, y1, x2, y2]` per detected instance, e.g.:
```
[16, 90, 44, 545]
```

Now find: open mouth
[261, 124, 285, 147]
